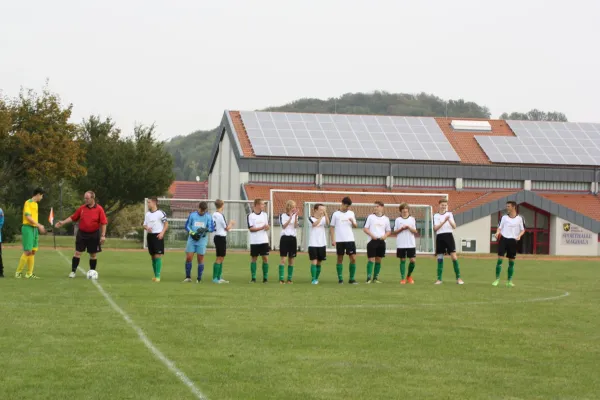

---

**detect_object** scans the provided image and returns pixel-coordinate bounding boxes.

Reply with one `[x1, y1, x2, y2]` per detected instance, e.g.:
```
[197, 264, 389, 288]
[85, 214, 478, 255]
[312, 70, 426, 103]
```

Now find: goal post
[143, 198, 269, 250]
[269, 189, 448, 254]
[304, 202, 434, 254]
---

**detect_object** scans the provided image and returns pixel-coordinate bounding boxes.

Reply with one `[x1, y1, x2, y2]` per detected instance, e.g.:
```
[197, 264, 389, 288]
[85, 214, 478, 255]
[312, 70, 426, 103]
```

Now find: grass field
[1, 248, 599, 400]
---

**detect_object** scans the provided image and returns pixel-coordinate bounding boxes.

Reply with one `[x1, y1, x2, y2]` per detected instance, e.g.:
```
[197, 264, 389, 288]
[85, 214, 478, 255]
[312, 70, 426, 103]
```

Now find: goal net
[269, 190, 447, 254]
[143, 198, 269, 250]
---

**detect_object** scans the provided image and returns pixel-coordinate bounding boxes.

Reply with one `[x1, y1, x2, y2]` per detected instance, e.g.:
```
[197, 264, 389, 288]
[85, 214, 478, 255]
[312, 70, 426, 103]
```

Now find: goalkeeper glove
[190, 230, 201, 241]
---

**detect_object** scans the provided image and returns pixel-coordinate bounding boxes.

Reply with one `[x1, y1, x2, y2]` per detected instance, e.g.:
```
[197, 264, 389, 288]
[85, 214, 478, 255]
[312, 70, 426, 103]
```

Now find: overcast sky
[1, 0, 598, 140]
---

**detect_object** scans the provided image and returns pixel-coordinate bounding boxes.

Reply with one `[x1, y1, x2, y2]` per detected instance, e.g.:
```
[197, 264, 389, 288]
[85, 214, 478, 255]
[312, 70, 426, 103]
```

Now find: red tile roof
[538, 193, 600, 221]
[168, 181, 208, 199]
[229, 111, 255, 158]
[435, 117, 515, 165]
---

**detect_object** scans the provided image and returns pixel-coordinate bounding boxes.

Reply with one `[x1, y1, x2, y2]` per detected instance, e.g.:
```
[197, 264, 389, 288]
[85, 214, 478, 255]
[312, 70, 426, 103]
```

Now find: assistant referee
[55, 191, 108, 278]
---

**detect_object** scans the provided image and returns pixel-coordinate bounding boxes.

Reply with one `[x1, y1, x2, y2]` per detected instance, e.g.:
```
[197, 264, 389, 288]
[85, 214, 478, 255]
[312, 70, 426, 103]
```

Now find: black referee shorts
[147, 233, 165, 256]
[435, 233, 456, 255]
[76, 230, 102, 254]
[498, 237, 518, 259]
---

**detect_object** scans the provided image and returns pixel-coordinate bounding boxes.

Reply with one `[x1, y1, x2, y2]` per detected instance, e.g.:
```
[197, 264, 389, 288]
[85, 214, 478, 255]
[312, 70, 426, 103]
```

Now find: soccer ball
[86, 270, 99, 280]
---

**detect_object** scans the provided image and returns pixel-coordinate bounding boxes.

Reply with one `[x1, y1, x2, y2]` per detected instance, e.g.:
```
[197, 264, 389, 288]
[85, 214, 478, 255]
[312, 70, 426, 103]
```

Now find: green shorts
[22, 225, 39, 251]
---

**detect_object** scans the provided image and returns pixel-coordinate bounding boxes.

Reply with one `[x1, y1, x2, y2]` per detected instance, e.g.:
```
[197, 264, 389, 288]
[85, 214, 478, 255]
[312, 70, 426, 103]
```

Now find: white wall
[455, 216, 491, 254]
[550, 216, 598, 256]
[208, 132, 246, 201]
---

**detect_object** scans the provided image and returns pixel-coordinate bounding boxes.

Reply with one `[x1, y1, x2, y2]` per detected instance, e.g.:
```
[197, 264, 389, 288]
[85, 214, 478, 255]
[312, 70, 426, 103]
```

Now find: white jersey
[247, 211, 269, 245]
[364, 214, 391, 242]
[330, 210, 356, 243]
[498, 214, 525, 239]
[434, 212, 455, 235]
[395, 216, 416, 248]
[279, 213, 298, 237]
[144, 210, 167, 234]
[308, 215, 327, 247]
[213, 211, 228, 237]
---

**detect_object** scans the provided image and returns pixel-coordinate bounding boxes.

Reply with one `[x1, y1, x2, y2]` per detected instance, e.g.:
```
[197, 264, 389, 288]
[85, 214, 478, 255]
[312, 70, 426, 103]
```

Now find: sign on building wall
[560, 223, 593, 245]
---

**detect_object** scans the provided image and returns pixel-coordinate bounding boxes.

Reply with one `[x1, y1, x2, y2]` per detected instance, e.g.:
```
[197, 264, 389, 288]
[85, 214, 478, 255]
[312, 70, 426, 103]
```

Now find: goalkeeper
[183, 201, 215, 283]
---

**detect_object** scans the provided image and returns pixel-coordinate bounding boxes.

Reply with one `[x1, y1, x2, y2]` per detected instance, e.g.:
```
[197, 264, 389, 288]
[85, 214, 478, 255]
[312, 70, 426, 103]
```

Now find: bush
[1, 204, 22, 243]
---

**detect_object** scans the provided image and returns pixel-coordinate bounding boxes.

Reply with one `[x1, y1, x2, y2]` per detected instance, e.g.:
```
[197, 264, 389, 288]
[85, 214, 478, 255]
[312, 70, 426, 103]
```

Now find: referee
[55, 191, 108, 278]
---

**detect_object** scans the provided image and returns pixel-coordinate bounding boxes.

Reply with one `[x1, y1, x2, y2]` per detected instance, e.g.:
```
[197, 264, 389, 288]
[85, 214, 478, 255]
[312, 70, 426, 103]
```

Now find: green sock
[349, 263, 356, 280]
[213, 263, 219, 280]
[366, 261, 374, 279]
[262, 263, 269, 280]
[316, 265, 321, 279]
[155, 258, 162, 279]
[287, 265, 294, 281]
[374, 262, 381, 278]
[408, 261, 415, 277]
[311, 265, 317, 280]
[452, 259, 460, 279]
[400, 260, 406, 279]
[250, 262, 257, 280]
[437, 258, 443, 280]
[336, 264, 343, 280]
[508, 260, 515, 281]
[278, 264, 285, 281]
[218, 263, 223, 279]
[151, 259, 157, 277]
[495, 259, 503, 279]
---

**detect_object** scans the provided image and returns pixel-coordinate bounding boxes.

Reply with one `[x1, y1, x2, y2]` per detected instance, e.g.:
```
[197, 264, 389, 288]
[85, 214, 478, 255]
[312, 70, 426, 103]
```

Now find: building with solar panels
[207, 111, 600, 256]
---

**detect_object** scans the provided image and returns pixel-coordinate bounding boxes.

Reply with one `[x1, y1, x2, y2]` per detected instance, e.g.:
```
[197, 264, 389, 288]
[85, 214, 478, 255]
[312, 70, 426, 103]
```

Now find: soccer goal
[269, 189, 448, 254]
[143, 198, 269, 250]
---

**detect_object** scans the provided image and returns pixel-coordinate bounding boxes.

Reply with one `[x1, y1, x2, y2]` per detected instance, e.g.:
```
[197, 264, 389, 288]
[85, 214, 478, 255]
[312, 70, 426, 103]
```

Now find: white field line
[57, 251, 207, 400]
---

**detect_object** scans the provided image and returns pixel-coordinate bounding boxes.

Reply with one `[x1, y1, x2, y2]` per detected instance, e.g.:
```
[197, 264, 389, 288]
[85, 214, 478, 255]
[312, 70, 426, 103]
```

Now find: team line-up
[2, 190, 525, 288]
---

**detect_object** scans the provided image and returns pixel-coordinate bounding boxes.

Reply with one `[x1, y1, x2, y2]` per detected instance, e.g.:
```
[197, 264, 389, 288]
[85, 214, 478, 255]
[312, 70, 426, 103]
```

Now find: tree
[74, 116, 174, 227]
[499, 109, 568, 122]
[0, 87, 86, 204]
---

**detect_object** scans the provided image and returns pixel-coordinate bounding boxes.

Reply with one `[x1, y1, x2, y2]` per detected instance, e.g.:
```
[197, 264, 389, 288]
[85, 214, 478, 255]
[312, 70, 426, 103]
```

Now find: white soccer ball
[86, 270, 99, 280]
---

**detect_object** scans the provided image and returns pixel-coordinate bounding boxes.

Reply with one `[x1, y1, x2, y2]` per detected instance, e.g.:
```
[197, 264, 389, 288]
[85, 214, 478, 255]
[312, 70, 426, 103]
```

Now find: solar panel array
[240, 111, 461, 161]
[476, 120, 600, 166]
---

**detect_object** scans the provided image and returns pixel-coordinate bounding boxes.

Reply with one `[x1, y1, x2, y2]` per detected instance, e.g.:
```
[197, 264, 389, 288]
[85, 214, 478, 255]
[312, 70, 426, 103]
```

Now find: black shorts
[367, 240, 386, 258]
[76, 230, 102, 254]
[279, 236, 297, 258]
[147, 233, 165, 255]
[250, 243, 270, 257]
[435, 233, 456, 255]
[498, 237, 518, 259]
[308, 246, 327, 261]
[336, 241, 357, 256]
[396, 248, 416, 259]
[214, 235, 227, 257]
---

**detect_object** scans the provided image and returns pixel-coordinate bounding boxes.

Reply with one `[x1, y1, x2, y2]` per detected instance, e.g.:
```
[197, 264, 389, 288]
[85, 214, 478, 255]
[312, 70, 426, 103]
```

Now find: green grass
[1, 249, 599, 400]
[5, 235, 143, 250]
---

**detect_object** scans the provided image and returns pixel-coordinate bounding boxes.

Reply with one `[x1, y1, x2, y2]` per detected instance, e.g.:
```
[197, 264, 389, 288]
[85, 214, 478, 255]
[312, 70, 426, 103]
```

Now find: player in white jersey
[393, 203, 418, 284]
[308, 203, 329, 284]
[330, 197, 359, 284]
[143, 197, 168, 282]
[433, 199, 464, 285]
[212, 199, 235, 284]
[247, 198, 270, 283]
[363, 201, 391, 283]
[493, 201, 525, 288]
[278, 200, 299, 284]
